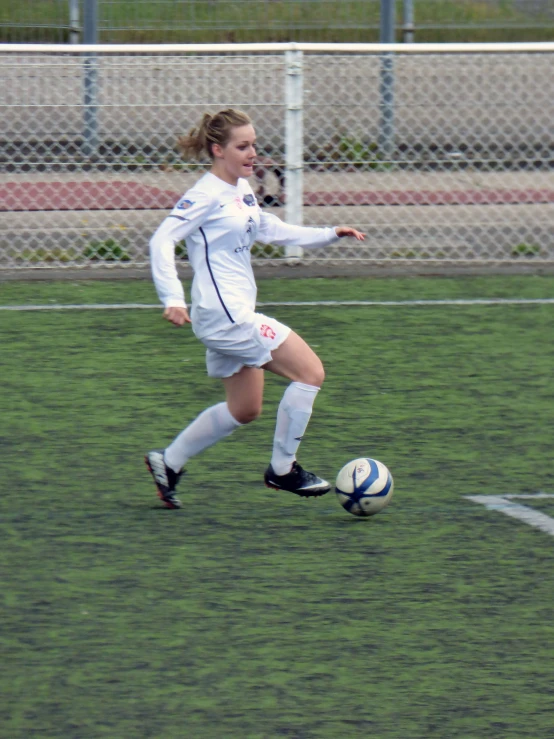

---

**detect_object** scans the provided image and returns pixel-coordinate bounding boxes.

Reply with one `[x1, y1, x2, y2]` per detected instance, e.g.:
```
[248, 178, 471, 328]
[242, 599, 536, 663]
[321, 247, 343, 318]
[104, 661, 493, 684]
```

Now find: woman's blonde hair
[178, 108, 252, 160]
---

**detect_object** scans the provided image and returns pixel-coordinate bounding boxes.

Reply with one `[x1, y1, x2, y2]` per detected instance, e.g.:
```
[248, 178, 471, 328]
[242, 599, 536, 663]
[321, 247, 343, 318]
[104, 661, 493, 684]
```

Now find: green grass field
[2, 275, 554, 738]
[1, 0, 553, 43]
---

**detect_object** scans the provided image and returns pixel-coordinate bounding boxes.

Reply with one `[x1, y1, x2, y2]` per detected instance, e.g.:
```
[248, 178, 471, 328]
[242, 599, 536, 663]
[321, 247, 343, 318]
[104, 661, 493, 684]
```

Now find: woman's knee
[266, 332, 325, 387]
[230, 402, 262, 425]
[301, 360, 325, 388]
[222, 366, 264, 425]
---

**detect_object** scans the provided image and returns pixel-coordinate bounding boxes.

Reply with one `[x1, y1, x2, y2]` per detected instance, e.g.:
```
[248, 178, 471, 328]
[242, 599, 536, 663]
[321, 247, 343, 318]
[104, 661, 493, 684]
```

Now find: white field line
[1, 298, 554, 312]
[465, 494, 554, 537]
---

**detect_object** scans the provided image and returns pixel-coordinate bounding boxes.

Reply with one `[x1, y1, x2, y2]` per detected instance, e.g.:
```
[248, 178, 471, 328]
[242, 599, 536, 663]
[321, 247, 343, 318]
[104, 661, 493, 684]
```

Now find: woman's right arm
[149, 192, 215, 312]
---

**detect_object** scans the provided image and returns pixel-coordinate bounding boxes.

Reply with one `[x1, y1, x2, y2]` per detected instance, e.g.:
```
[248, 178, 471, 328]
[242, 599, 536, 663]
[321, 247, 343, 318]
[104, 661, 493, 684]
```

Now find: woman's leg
[164, 365, 263, 473]
[262, 332, 330, 496]
[263, 330, 324, 387]
[147, 366, 263, 509]
[222, 365, 265, 424]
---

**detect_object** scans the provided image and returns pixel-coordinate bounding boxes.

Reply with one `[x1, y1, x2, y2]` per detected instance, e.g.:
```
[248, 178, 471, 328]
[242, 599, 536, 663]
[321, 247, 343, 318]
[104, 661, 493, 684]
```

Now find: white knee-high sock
[271, 382, 320, 475]
[164, 402, 241, 472]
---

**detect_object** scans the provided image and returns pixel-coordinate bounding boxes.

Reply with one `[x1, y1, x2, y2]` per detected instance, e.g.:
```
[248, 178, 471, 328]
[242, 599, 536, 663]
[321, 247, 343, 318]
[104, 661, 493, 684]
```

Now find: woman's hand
[163, 306, 192, 326]
[335, 226, 366, 241]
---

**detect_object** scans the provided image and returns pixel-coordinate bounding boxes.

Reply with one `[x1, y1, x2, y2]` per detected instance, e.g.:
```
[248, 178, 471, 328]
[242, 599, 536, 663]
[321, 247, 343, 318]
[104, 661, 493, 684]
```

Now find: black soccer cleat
[145, 450, 184, 509]
[264, 461, 331, 498]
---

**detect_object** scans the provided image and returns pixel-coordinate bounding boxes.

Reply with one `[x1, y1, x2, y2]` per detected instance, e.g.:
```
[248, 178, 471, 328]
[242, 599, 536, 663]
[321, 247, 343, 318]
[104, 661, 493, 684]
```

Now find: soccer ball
[335, 457, 394, 517]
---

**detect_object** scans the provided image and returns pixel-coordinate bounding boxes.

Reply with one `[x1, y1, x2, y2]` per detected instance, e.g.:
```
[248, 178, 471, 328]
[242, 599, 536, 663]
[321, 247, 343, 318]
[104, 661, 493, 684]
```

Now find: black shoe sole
[145, 456, 182, 509]
[264, 480, 330, 498]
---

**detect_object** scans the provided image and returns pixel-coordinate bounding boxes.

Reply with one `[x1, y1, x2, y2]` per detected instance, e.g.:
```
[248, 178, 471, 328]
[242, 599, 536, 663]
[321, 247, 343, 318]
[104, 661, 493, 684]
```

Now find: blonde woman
[146, 109, 365, 508]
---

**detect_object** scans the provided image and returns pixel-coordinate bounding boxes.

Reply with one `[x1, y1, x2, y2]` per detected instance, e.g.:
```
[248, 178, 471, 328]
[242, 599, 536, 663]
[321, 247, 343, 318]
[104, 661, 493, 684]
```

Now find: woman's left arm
[258, 211, 365, 249]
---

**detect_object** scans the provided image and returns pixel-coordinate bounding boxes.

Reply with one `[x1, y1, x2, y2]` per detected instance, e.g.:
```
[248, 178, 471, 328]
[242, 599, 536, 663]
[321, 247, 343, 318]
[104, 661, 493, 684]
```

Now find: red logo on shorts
[260, 324, 276, 339]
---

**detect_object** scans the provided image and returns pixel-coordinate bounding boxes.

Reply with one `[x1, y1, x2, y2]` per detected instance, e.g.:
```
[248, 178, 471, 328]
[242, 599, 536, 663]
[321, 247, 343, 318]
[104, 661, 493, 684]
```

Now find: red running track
[2, 181, 554, 211]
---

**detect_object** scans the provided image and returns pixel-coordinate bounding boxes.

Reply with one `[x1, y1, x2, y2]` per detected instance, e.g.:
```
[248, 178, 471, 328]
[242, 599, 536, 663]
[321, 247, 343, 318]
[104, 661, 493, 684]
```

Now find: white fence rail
[1, 42, 554, 273]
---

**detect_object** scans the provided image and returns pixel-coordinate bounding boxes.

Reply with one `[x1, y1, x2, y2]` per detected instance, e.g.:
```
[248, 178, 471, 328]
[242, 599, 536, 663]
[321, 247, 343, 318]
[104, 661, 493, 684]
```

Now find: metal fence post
[285, 45, 304, 259]
[83, 0, 98, 158]
[69, 0, 80, 43]
[402, 0, 414, 43]
[379, 0, 395, 161]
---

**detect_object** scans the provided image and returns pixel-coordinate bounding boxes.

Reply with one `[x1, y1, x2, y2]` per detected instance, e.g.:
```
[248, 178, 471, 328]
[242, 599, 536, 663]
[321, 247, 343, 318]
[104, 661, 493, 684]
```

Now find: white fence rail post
[284, 45, 304, 259]
[82, 0, 98, 158]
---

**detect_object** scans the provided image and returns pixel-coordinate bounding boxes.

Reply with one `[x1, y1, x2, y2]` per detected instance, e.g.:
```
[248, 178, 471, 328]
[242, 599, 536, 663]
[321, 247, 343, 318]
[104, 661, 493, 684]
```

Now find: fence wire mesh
[1, 45, 553, 271]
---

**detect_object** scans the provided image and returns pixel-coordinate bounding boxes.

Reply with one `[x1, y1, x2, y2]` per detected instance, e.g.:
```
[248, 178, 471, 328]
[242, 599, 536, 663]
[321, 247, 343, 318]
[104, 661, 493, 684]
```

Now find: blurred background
[1, 0, 553, 44]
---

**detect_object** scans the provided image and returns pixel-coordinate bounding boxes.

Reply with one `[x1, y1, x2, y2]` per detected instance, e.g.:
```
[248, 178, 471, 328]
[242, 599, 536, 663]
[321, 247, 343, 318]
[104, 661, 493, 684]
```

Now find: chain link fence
[1, 43, 554, 273]
[1, 1, 554, 43]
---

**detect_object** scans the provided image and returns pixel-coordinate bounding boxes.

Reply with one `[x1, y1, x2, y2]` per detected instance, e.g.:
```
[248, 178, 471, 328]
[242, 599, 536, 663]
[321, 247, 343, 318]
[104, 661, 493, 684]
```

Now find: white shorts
[202, 312, 291, 379]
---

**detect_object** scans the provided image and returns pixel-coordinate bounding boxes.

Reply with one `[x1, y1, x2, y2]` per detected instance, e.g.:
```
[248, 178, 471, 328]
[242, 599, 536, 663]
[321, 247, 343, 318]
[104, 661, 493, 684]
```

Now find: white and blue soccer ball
[335, 457, 394, 517]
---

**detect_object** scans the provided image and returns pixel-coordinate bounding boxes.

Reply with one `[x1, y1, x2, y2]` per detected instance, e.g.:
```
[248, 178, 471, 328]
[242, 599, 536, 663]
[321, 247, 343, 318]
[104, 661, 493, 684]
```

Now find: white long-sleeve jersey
[149, 171, 339, 339]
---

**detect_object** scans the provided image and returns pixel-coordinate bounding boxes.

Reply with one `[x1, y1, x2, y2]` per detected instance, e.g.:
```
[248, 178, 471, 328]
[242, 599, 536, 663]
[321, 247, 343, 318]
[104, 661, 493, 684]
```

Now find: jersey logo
[243, 194, 256, 207]
[176, 198, 194, 210]
[260, 324, 276, 340]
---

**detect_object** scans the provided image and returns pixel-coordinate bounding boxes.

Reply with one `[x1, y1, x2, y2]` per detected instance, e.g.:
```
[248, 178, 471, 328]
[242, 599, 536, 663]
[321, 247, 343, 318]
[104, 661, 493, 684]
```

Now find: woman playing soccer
[146, 108, 365, 508]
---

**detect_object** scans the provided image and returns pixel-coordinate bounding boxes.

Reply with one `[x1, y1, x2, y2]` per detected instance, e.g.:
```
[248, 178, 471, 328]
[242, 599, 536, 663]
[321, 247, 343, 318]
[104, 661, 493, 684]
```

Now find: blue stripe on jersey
[168, 215, 189, 222]
[199, 226, 235, 325]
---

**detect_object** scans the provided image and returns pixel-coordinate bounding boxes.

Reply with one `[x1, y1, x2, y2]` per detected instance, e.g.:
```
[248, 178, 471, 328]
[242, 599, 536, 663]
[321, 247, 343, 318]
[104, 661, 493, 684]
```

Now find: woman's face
[212, 124, 257, 184]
